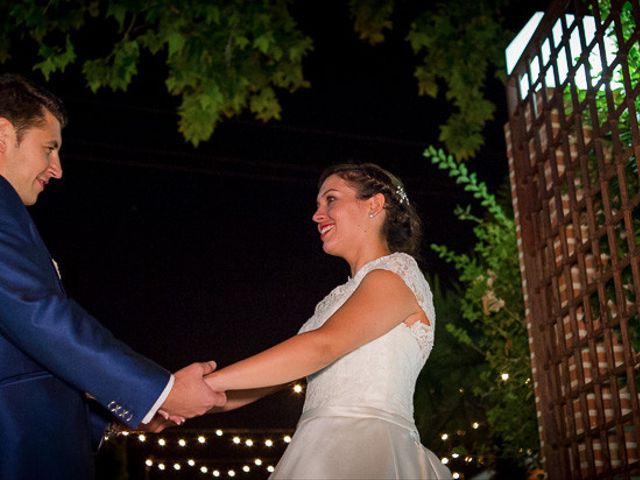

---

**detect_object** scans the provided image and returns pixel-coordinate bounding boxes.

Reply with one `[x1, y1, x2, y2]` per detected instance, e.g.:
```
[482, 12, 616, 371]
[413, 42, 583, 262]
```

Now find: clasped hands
[137, 360, 226, 433]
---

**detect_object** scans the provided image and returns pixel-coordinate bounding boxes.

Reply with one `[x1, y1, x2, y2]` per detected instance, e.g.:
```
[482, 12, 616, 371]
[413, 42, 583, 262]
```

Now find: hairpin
[395, 185, 409, 206]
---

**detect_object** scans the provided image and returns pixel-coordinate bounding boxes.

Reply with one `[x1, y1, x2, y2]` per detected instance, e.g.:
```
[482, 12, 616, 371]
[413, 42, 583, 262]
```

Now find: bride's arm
[209, 384, 288, 413]
[205, 269, 423, 392]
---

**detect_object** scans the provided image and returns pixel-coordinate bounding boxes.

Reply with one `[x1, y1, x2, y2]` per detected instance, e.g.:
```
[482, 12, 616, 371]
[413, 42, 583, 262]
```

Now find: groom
[0, 73, 225, 479]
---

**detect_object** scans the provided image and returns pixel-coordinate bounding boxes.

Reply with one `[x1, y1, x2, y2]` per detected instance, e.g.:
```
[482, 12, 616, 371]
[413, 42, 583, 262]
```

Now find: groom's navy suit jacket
[0, 176, 171, 479]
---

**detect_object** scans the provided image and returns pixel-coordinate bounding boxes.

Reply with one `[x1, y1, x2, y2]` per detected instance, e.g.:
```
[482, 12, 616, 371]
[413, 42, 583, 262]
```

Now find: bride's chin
[322, 243, 343, 258]
[321, 241, 336, 254]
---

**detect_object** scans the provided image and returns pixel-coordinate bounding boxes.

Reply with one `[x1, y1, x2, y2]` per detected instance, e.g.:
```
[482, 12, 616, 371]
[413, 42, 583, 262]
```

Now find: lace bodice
[298, 252, 436, 422]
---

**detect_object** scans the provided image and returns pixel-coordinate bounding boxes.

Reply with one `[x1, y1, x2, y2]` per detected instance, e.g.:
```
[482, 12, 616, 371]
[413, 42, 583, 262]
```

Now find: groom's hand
[161, 361, 227, 419]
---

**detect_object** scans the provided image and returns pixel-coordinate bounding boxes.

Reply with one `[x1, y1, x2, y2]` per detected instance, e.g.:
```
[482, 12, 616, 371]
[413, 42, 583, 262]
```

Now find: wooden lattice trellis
[505, 0, 640, 478]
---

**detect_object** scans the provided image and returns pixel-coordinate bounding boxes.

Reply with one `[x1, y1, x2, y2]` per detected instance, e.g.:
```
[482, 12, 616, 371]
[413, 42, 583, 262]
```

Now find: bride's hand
[156, 408, 186, 426]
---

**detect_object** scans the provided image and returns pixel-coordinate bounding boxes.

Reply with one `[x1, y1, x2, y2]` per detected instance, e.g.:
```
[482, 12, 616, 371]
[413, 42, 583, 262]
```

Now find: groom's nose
[48, 154, 63, 180]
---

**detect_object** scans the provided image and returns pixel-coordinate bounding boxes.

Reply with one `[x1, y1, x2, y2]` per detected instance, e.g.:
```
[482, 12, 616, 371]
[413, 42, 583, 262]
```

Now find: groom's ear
[0, 117, 12, 153]
[0, 117, 16, 155]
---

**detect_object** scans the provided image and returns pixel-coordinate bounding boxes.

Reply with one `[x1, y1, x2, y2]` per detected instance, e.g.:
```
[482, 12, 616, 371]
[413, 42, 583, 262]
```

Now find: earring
[369, 212, 376, 219]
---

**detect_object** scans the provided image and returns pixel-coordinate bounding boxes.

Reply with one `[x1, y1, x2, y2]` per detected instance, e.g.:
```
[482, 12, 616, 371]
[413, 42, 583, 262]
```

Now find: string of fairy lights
[101, 384, 303, 477]
[437, 418, 485, 480]
[105, 423, 488, 479]
[426, 372, 529, 479]
[104, 426, 294, 477]
[101, 382, 508, 479]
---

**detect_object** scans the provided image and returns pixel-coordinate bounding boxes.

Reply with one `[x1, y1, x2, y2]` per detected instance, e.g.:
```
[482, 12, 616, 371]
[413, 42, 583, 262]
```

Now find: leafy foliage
[0, 0, 517, 158]
[578, 0, 640, 346]
[350, 0, 515, 159]
[0, 0, 313, 146]
[348, 0, 395, 45]
[407, 1, 512, 160]
[424, 145, 540, 465]
[414, 276, 490, 474]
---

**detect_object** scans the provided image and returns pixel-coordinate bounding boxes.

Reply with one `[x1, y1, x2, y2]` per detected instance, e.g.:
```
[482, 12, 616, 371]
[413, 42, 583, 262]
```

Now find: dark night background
[5, 0, 546, 434]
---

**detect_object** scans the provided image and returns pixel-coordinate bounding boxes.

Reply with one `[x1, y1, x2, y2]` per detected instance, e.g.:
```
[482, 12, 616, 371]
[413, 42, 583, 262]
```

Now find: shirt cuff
[141, 374, 175, 424]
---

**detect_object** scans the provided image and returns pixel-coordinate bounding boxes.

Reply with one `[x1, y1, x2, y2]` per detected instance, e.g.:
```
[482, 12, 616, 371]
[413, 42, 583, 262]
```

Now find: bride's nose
[312, 206, 325, 223]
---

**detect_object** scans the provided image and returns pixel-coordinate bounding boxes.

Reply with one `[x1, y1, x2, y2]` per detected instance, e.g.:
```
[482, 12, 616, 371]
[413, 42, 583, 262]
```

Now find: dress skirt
[270, 406, 452, 480]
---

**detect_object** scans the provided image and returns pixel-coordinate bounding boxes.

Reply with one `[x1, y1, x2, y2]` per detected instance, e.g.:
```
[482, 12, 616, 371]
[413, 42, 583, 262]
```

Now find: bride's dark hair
[318, 163, 423, 257]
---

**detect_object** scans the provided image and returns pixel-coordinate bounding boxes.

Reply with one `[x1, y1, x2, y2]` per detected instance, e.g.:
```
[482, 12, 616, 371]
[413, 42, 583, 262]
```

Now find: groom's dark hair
[0, 73, 67, 143]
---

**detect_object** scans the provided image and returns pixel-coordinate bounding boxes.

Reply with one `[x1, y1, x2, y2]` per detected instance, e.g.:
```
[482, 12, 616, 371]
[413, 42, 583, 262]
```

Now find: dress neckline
[347, 252, 407, 281]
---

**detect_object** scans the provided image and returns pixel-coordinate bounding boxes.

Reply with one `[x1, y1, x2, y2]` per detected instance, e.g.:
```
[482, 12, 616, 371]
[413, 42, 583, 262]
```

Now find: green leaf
[178, 92, 222, 146]
[167, 31, 185, 57]
[107, 2, 127, 31]
[349, 0, 394, 45]
[249, 87, 281, 122]
[253, 34, 271, 54]
[204, 5, 220, 24]
[33, 35, 77, 80]
[446, 323, 476, 346]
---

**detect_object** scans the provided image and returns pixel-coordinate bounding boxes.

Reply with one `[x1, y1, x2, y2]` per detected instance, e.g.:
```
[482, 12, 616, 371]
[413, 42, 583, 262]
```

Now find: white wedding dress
[271, 252, 452, 479]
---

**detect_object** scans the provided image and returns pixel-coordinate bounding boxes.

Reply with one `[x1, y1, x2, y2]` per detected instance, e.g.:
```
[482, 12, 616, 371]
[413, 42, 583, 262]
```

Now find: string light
[500, 372, 509, 381]
[472, 422, 480, 429]
[441, 457, 449, 465]
[120, 431, 129, 436]
[127, 428, 301, 476]
[441, 433, 449, 441]
[452, 472, 460, 479]
[293, 384, 303, 393]
[452, 453, 460, 459]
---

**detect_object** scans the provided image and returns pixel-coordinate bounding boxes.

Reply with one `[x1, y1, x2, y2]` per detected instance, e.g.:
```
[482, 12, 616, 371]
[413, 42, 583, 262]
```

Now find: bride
[203, 163, 451, 479]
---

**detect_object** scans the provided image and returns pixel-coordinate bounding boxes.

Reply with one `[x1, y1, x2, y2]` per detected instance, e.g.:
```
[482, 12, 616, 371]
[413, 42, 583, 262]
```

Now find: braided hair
[318, 163, 423, 257]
